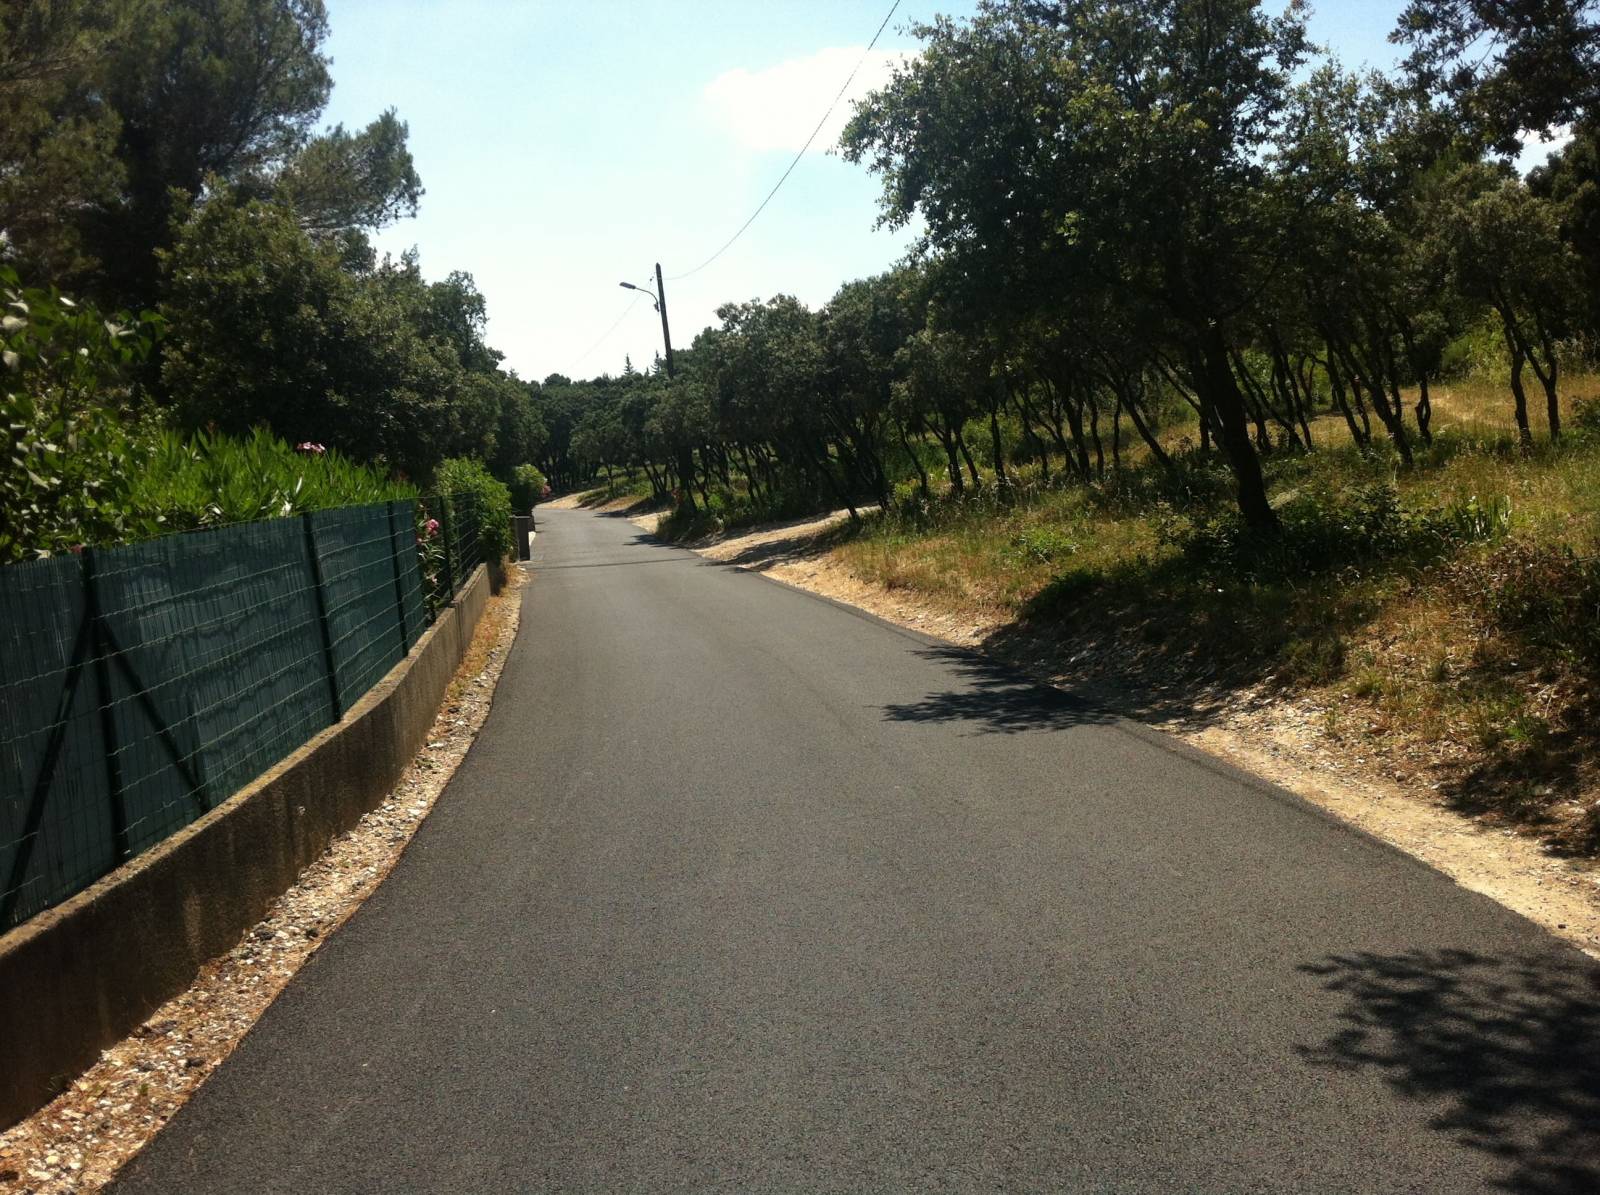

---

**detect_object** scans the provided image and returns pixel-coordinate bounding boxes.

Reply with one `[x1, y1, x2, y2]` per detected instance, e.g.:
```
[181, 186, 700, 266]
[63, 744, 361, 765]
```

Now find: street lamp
[618, 262, 675, 379]
[617, 280, 657, 310]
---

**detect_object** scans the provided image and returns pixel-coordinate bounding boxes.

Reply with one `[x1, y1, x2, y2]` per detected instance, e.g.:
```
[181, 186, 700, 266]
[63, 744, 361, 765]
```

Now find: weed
[1009, 527, 1078, 565]
[1439, 493, 1513, 542]
[1279, 634, 1348, 685]
[1350, 668, 1387, 699]
[1573, 395, 1600, 435]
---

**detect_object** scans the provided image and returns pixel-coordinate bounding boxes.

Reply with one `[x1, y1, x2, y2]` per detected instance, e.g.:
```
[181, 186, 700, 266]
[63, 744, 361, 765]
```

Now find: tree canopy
[534, 0, 1600, 540]
[1, 0, 545, 501]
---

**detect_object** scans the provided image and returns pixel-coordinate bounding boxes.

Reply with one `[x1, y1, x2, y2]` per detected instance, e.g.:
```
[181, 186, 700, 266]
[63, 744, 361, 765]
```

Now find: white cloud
[702, 46, 911, 155]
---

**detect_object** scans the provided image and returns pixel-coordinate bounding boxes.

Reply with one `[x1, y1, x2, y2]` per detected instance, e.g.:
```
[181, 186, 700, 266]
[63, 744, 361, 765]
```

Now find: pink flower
[424, 518, 440, 538]
[295, 441, 327, 456]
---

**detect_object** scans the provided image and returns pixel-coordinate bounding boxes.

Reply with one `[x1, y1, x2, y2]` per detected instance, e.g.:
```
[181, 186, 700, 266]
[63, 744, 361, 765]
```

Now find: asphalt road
[114, 506, 1600, 1193]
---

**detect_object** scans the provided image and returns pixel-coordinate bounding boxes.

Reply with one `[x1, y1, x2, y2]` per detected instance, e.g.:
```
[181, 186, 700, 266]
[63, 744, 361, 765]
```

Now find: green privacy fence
[0, 494, 491, 931]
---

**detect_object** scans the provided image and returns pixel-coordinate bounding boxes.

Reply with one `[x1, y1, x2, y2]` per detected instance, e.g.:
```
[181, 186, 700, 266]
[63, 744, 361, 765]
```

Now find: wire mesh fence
[0, 494, 493, 931]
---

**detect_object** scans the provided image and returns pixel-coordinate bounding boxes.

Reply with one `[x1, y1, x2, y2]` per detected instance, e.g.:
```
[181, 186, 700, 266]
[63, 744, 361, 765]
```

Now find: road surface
[114, 506, 1600, 1192]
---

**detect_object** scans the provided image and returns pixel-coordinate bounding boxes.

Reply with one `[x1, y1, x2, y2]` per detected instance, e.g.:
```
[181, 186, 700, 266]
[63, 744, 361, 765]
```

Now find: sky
[316, 1, 1456, 384]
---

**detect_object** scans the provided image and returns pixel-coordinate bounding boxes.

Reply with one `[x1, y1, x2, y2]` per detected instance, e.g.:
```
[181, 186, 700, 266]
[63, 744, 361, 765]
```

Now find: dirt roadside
[662, 507, 1600, 961]
[0, 569, 528, 1194]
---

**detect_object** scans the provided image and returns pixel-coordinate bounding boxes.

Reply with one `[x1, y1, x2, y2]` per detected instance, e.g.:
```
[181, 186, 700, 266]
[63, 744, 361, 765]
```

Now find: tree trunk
[1336, 335, 1411, 466]
[938, 426, 964, 493]
[1505, 328, 1534, 448]
[1011, 379, 1051, 483]
[1323, 352, 1364, 446]
[988, 398, 1009, 490]
[1124, 394, 1175, 472]
[1061, 397, 1092, 481]
[1395, 315, 1432, 446]
[1086, 392, 1106, 479]
[675, 445, 697, 512]
[1379, 335, 1419, 456]
[643, 461, 667, 499]
[898, 420, 931, 502]
[958, 434, 981, 490]
[1232, 348, 1299, 451]
[1111, 393, 1123, 473]
[1199, 327, 1277, 532]
[1526, 322, 1562, 441]
[1266, 329, 1315, 450]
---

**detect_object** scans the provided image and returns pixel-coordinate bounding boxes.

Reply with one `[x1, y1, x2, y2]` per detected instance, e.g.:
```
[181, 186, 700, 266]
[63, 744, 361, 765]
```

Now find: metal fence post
[0, 604, 93, 928]
[82, 549, 130, 862]
[461, 493, 477, 570]
[302, 513, 343, 721]
[386, 501, 411, 653]
[438, 496, 456, 597]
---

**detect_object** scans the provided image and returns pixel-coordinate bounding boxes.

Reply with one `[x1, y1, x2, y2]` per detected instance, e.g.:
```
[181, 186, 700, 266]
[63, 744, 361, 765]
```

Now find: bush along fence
[0, 493, 493, 932]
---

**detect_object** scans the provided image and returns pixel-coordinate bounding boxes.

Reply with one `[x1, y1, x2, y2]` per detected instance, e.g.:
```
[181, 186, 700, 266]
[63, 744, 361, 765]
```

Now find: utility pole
[653, 263, 695, 511]
[618, 264, 694, 511]
[655, 262, 675, 379]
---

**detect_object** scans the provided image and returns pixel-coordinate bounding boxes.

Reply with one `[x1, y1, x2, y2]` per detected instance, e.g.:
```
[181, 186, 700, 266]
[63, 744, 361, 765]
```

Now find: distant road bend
[115, 506, 1600, 1193]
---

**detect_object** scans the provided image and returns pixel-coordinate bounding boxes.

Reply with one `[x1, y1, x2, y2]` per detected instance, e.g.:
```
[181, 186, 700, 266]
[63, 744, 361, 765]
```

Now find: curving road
[114, 505, 1600, 1193]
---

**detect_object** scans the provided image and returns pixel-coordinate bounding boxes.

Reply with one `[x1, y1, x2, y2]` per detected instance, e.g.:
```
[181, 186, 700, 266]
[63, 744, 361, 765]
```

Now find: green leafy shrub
[1165, 481, 1526, 587]
[509, 463, 548, 512]
[2, 267, 416, 560]
[732, 482, 836, 528]
[1437, 314, 1508, 380]
[1, 270, 162, 560]
[1166, 483, 1442, 582]
[434, 456, 513, 565]
[1138, 450, 1237, 510]
[129, 428, 412, 530]
[1573, 395, 1600, 436]
[415, 507, 448, 616]
[1009, 527, 1078, 564]
[1438, 493, 1512, 543]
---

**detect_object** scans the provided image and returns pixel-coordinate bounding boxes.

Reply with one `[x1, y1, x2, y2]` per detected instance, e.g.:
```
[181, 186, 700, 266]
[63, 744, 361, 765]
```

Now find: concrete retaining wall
[0, 565, 492, 1129]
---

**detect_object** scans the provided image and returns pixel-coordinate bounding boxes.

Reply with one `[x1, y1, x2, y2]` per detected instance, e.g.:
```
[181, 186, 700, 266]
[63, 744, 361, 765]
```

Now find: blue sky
[319, 2, 1414, 383]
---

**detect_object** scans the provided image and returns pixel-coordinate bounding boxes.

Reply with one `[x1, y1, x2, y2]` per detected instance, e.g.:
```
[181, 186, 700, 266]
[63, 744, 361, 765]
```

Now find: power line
[666, 0, 904, 282]
[564, 291, 645, 377]
[562, 0, 906, 379]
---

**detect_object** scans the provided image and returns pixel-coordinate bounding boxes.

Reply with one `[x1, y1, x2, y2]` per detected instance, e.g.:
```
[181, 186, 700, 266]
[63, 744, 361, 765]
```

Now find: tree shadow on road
[1297, 948, 1600, 1194]
[969, 612, 1278, 729]
[594, 496, 664, 517]
[879, 640, 1258, 735]
[880, 647, 1119, 734]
